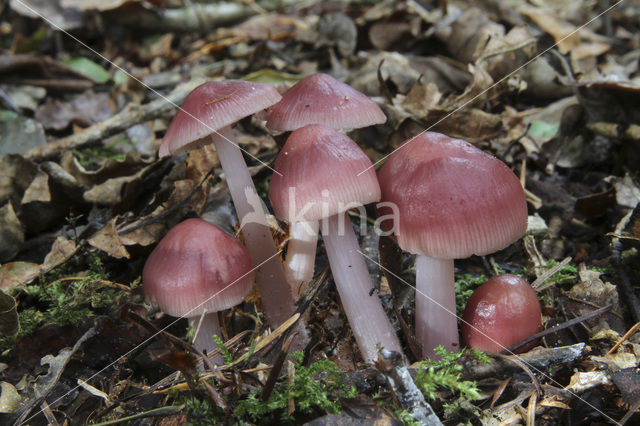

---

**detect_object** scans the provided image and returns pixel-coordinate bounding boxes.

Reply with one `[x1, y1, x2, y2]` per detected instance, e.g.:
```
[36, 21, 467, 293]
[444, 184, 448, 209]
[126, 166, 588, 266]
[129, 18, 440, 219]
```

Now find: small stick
[261, 334, 294, 401]
[607, 322, 640, 355]
[503, 305, 611, 353]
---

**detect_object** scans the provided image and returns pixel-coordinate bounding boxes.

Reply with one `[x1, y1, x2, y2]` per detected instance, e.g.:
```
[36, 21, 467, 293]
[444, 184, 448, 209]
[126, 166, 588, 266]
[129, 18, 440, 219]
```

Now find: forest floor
[1, 0, 640, 425]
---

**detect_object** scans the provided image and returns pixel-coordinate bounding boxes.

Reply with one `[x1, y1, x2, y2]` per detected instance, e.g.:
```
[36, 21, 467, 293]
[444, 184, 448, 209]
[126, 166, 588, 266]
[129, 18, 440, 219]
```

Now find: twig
[112, 0, 305, 32]
[377, 350, 443, 426]
[464, 343, 586, 381]
[503, 305, 612, 353]
[89, 406, 184, 426]
[25, 78, 206, 161]
[610, 211, 640, 323]
[117, 165, 216, 236]
[261, 334, 294, 401]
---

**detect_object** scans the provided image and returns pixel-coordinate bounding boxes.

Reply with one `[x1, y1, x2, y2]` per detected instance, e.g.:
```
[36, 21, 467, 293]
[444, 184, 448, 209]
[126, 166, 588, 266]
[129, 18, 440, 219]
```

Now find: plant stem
[415, 256, 458, 358]
[322, 213, 403, 363]
[211, 129, 299, 330]
[285, 220, 319, 296]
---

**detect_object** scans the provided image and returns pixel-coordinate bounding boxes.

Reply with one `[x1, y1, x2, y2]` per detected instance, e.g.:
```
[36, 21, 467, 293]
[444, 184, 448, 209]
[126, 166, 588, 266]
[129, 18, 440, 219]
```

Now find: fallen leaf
[21, 168, 51, 204]
[0, 261, 40, 291]
[0, 115, 47, 157]
[0, 291, 19, 336]
[62, 57, 110, 84]
[35, 91, 115, 131]
[0, 202, 24, 262]
[42, 236, 77, 270]
[89, 218, 130, 259]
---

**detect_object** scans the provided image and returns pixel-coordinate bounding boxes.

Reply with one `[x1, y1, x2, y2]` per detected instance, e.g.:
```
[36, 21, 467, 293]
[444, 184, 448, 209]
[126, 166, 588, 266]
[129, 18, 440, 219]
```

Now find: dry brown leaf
[402, 82, 442, 118]
[89, 217, 130, 259]
[35, 91, 115, 131]
[0, 261, 40, 291]
[119, 222, 165, 247]
[42, 236, 77, 270]
[21, 169, 51, 204]
[520, 6, 580, 54]
[0, 202, 24, 263]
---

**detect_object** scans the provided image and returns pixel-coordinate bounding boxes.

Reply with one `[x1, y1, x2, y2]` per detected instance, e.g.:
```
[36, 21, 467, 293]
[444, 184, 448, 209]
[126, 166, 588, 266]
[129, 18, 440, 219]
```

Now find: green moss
[544, 259, 578, 286]
[234, 351, 357, 422]
[413, 346, 489, 406]
[0, 254, 129, 351]
[455, 274, 486, 316]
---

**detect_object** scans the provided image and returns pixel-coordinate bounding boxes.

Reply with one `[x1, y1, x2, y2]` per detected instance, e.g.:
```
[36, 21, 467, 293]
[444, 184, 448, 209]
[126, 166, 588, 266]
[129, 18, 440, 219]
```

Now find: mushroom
[264, 73, 386, 294]
[269, 124, 403, 362]
[461, 274, 541, 353]
[377, 132, 527, 358]
[159, 80, 296, 329]
[142, 218, 254, 356]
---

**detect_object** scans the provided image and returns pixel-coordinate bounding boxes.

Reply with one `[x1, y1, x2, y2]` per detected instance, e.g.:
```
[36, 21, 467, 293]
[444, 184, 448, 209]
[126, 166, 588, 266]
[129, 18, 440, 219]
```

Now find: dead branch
[25, 78, 206, 162]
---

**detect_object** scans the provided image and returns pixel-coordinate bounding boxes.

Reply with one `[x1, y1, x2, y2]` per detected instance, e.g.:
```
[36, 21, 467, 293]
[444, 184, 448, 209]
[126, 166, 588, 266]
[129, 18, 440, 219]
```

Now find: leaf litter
[1, 0, 640, 424]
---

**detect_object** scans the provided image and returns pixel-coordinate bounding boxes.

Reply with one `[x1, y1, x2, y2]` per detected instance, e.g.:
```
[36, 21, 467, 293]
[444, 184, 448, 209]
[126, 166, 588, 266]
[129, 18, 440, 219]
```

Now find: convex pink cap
[160, 81, 282, 156]
[264, 73, 386, 132]
[378, 132, 527, 259]
[142, 218, 254, 317]
[269, 124, 380, 222]
[462, 274, 541, 352]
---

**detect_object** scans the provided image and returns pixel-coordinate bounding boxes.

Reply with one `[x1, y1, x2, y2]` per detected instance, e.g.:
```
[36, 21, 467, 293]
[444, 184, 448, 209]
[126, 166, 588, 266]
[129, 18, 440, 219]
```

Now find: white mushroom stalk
[284, 220, 319, 295]
[323, 213, 403, 362]
[415, 256, 457, 358]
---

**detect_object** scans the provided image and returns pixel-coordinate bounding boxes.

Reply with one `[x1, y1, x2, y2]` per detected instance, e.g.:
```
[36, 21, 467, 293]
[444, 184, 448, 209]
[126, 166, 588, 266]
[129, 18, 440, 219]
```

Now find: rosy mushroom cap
[269, 124, 380, 221]
[142, 218, 254, 317]
[461, 274, 541, 352]
[377, 132, 527, 259]
[264, 73, 387, 132]
[159, 80, 282, 157]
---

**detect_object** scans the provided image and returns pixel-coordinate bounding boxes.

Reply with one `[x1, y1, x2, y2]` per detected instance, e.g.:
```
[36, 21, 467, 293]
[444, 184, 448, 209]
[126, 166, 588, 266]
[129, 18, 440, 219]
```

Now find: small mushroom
[377, 132, 528, 358]
[461, 274, 541, 353]
[142, 218, 254, 356]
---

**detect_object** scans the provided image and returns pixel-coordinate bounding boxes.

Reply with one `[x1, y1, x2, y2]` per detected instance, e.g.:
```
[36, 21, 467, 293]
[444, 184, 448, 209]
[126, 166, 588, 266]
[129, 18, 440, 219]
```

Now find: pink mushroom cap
[269, 124, 380, 221]
[461, 274, 542, 352]
[264, 73, 387, 132]
[142, 218, 255, 318]
[159, 80, 282, 157]
[377, 132, 528, 259]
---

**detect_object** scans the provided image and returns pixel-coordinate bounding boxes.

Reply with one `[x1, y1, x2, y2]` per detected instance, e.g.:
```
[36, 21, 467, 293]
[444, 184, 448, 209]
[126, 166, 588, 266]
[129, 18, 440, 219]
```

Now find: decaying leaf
[0, 262, 40, 291]
[42, 236, 77, 270]
[0, 291, 19, 336]
[35, 91, 114, 131]
[88, 217, 130, 259]
[0, 202, 24, 263]
[0, 115, 47, 157]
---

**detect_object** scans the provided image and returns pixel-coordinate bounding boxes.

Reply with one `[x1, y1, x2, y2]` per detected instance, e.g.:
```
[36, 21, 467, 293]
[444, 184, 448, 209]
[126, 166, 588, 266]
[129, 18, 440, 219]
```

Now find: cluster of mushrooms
[142, 73, 542, 364]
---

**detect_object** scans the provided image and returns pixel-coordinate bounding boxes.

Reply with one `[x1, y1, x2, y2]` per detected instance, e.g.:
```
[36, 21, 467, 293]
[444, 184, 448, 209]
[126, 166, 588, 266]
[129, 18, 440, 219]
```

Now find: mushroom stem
[321, 213, 403, 363]
[415, 255, 458, 358]
[190, 313, 222, 358]
[285, 220, 319, 296]
[211, 128, 297, 328]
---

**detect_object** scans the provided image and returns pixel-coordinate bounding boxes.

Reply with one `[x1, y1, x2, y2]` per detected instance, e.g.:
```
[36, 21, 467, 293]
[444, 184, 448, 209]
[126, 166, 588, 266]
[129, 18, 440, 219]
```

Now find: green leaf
[63, 57, 111, 84]
[113, 69, 130, 85]
[243, 69, 302, 86]
[528, 120, 559, 139]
